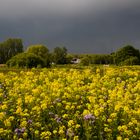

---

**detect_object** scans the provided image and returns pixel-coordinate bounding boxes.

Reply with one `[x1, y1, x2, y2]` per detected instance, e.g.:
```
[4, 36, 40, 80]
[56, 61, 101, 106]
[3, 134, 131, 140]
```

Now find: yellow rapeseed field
[0, 66, 140, 140]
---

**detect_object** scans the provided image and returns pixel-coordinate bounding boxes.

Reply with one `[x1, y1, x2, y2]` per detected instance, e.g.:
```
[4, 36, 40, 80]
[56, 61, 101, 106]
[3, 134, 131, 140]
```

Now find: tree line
[79, 45, 140, 66]
[0, 38, 140, 68]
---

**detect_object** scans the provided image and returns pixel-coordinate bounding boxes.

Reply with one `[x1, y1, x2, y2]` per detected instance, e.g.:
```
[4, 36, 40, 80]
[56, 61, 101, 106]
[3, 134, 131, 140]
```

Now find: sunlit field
[0, 66, 140, 140]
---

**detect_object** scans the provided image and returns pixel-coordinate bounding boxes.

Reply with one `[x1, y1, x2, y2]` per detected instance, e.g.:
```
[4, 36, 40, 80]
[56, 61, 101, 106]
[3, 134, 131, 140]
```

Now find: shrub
[80, 56, 92, 66]
[26, 44, 51, 67]
[6, 53, 45, 68]
[121, 56, 140, 65]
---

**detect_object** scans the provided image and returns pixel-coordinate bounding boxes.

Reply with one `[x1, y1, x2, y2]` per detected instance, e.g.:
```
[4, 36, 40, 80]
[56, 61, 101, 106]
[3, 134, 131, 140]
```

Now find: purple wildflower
[15, 128, 20, 134]
[27, 119, 32, 124]
[55, 114, 62, 123]
[53, 101, 56, 104]
[15, 128, 25, 135]
[124, 85, 127, 89]
[55, 98, 61, 102]
[21, 128, 25, 133]
[49, 112, 54, 118]
[84, 114, 95, 120]
[118, 80, 122, 83]
[49, 112, 54, 115]
[66, 129, 74, 137]
[3, 94, 7, 98]
[56, 117, 61, 123]
[15, 128, 25, 137]
[53, 98, 61, 104]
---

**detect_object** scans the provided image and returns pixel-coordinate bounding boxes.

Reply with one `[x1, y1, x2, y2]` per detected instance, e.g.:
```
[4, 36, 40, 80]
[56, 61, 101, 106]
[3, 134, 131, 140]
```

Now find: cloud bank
[0, 0, 140, 53]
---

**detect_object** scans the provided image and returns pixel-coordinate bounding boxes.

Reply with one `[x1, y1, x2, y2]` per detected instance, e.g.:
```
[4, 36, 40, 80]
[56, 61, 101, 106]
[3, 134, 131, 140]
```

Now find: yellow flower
[35, 122, 41, 128]
[18, 138, 23, 140]
[74, 136, 79, 140]
[68, 120, 74, 127]
[118, 126, 122, 131]
[0, 112, 5, 120]
[107, 119, 112, 123]
[132, 119, 137, 124]
[115, 104, 121, 111]
[96, 68, 100, 73]
[41, 131, 51, 139]
[41, 103, 47, 110]
[104, 127, 108, 132]
[35, 130, 39, 136]
[4, 119, 11, 127]
[110, 113, 117, 118]
[83, 110, 90, 116]
[76, 95, 80, 100]
[9, 116, 14, 121]
[16, 106, 24, 116]
[94, 110, 99, 117]
[23, 132, 28, 138]
[62, 114, 68, 119]
[1, 104, 7, 110]
[75, 124, 80, 129]
[65, 105, 70, 110]
[58, 129, 65, 135]
[20, 120, 27, 127]
[53, 130, 57, 135]
[128, 122, 133, 127]
[17, 98, 22, 105]
[117, 136, 122, 140]
[0, 128, 4, 134]
[121, 125, 127, 131]
[124, 106, 129, 112]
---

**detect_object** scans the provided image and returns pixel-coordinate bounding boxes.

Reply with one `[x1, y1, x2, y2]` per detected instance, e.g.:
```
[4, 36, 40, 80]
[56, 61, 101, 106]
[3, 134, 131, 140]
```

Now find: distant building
[71, 58, 81, 64]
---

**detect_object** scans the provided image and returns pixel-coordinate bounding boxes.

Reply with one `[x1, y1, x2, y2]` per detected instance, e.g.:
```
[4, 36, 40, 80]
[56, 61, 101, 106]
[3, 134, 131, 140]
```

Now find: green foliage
[79, 54, 113, 65]
[0, 38, 23, 64]
[1, 38, 140, 67]
[52, 47, 67, 64]
[6, 53, 45, 68]
[120, 56, 140, 65]
[91, 54, 113, 64]
[26, 44, 50, 67]
[66, 54, 73, 64]
[114, 45, 140, 65]
[80, 56, 92, 66]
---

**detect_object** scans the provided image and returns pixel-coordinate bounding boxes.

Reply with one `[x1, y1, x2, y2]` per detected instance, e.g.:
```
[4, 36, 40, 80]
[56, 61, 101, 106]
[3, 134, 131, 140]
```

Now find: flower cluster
[0, 66, 140, 139]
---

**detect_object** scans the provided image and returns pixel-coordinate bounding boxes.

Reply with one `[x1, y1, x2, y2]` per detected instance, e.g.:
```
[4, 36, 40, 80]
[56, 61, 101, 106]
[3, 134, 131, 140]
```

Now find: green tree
[66, 54, 73, 64]
[6, 53, 45, 68]
[80, 56, 91, 66]
[0, 38, 23, 63]
[52, 47, 67, 64]
[121, 56, 140, 65]
[91, 54, 113, 64]
[26, 44, 50, 67]
[114, 45, 140, 65]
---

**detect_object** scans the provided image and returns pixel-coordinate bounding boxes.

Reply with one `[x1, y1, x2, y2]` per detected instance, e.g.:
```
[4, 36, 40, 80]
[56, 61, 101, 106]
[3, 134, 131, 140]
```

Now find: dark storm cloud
[0, 0, 140, 53]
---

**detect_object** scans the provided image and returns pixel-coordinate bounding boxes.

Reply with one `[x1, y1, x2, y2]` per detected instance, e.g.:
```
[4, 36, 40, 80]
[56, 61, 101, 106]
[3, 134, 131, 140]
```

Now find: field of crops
[0, 66, 140, 140]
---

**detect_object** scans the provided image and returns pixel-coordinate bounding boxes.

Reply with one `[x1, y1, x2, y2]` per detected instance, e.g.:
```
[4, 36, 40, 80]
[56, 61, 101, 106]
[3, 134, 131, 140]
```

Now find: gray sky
[0, 0, 140, 53]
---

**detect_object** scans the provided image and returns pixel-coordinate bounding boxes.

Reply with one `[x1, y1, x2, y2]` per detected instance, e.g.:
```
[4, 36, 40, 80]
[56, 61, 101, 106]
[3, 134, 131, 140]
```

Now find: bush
[121, 56, 140, 65]
[114, 45, 140, 65]
[26, 44, 51, 67]
[80, 56, 92, 66]
[92, 54, 113, 64]
[6, 53, 45, 68]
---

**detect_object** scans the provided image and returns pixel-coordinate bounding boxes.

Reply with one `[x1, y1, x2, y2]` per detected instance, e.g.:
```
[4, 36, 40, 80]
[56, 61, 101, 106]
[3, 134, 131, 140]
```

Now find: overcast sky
[0, 0, 140, 53]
